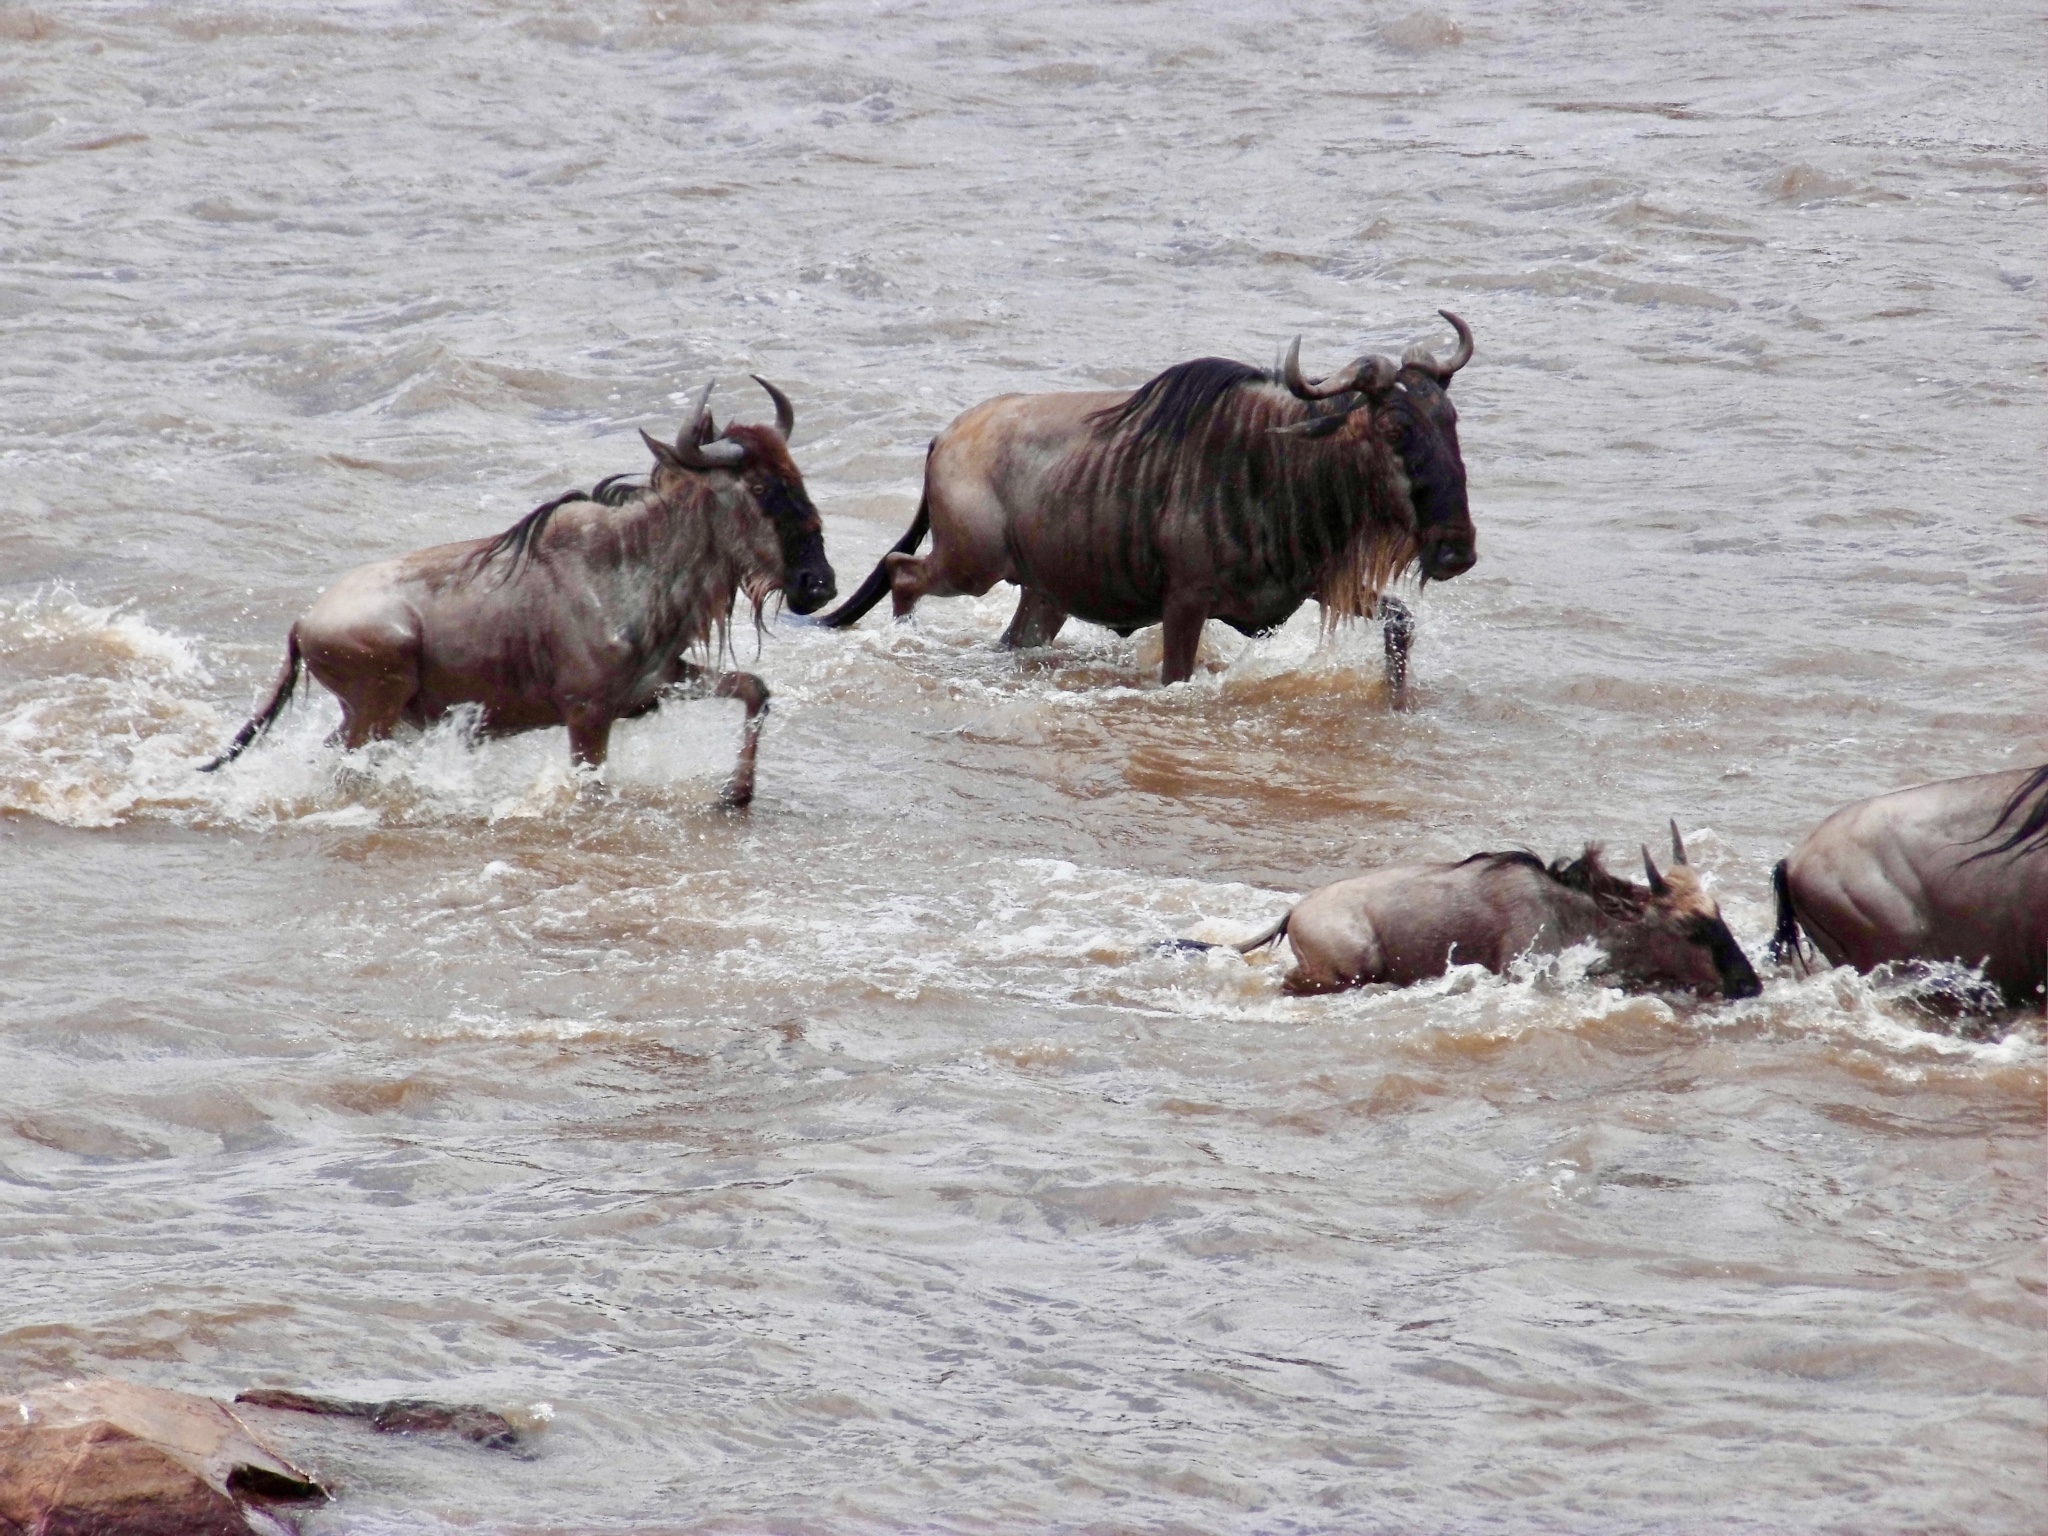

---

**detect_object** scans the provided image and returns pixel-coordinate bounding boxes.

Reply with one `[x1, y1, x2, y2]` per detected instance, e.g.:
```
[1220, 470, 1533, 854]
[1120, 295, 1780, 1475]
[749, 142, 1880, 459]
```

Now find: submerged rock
[0, 1378, 326, 1536]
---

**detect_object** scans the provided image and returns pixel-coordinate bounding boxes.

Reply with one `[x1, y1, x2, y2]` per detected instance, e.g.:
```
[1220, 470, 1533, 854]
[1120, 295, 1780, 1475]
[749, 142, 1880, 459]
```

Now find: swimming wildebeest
[1770, 765, 2048, 1009]
[1171, 824, 1762, 999]
[817, 312, 1479, 695]
[201, 378, 836, 806]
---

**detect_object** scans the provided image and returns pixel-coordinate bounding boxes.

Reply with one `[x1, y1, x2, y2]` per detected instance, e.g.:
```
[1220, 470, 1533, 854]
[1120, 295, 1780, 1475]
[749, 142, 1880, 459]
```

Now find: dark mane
[1088, 357, 1270, 444]
[460, 469, 653, 587]
[1458, 848, 1549, 877]
[1462, 845, 1646, 919]
[1054, 357, 1417, 626]
[1547, 845, 1650, 918]
[461, 490, 589, 585]
[1965, 763, 2048, 863]
[590, 473, 644, 507]
[462, 470, 659, 586]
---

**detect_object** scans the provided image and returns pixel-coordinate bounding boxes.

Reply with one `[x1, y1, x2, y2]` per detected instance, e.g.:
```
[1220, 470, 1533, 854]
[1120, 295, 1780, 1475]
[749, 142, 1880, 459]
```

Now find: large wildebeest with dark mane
[1169, 823, 1762, 1000]
[1771, 765, 2048, 1010]
[818, 311, 1479, 694]
[201, 378, 836, 807]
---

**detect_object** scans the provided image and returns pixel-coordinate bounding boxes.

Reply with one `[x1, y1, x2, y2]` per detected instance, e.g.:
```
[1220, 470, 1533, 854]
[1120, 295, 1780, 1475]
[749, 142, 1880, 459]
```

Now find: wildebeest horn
[674, 380, 714, 450]
[1669, 819, 1689, 865]
[661, 381, 746, 469]
[1280, 338, 1399, 402]
[1641, 846, 1671, 897]
[1402, 309, 1474, 383]
[681, 436, 747, 468]
[752, 375, 795, 442]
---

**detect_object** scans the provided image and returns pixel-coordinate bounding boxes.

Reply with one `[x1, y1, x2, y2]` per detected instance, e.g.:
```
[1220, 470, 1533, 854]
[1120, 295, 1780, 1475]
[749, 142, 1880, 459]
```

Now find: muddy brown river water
[1, 3, 2043, 1532]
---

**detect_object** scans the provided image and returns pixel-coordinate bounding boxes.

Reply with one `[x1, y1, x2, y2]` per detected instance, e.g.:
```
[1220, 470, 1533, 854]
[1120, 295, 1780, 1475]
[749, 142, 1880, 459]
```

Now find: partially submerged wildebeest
[1770, 765, 2048, 1009]
[818, 312, 1479, 695]
[201, 379, 835, 806]
[1172, 824, 1762, 999]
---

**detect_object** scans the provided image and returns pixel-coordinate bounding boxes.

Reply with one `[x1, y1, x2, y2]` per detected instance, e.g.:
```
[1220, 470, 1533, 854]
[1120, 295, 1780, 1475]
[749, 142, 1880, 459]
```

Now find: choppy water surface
[2, 2, 2043, 1531]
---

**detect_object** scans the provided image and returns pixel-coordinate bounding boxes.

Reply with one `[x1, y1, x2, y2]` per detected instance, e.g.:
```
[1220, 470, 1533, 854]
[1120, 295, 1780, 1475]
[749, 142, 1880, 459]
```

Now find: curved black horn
[667, 381, 745, 469]
[1281, 338, 1398, 403]
[751, 375, 795, 442]
[1669, 819, 1689, 866]
[1641, 846, 1670, 897]
[1402, 309, 1474, 383]
[1282, 337, 1360, 401]
[1281, 337, 1334, 400]
[681, 436, 746, 469]
[673, 381, 714, 452]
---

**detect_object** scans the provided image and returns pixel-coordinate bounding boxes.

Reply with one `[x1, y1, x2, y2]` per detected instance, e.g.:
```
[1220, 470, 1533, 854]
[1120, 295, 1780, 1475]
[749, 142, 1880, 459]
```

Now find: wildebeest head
[642, 378, 837, 615]
[1283, 310, 1477, 583]
[1601, 823, 1763, 999]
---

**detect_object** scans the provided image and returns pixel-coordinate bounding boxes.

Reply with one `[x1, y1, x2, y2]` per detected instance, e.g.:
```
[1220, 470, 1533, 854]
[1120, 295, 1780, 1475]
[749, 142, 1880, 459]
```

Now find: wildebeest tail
[200, 626, 301, 772]
[1155, 912, 1290, 957]
[1768, 859, 1805, 968]
[816, 496, 929, 630]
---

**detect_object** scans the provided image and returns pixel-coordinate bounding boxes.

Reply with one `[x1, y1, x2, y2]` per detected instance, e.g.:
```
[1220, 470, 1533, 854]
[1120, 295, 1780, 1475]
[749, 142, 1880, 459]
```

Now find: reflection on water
[1, 1, 2042, 1531]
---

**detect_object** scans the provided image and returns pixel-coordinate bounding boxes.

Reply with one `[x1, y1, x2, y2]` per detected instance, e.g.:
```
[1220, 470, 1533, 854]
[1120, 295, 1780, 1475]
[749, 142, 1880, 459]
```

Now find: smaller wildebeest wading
[203, 379, 836, 806]
[820, 311, 1479, 696]
[1772, 764, 2048, 1010]
[1171, 823, 1762, 1000]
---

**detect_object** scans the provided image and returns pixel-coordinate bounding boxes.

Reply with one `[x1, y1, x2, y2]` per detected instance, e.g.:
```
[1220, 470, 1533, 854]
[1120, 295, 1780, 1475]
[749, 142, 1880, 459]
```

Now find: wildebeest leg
[565, 707, 614, 769]
[1159, 599, 1208, 685]
[322, 663, 415, 750]
[884, 552, 931, 620]
[302, 622, 420, 751]
[885, 543, 1003, 621]
[1380, 596, 1414, 709]
[1000, 588, 1069, 649]
[713, 671, 771, 808]
[665, 664, 772, 807]
[333, 688, 409, 753]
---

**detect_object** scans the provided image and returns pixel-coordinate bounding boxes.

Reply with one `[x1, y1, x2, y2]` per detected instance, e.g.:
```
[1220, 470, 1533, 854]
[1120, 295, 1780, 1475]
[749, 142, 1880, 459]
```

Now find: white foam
[0, 588, 780, 831]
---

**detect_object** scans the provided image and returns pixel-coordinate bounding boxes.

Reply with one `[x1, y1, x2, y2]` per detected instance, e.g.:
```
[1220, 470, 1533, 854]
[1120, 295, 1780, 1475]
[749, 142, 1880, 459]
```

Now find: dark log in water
[237, 1389, 522, 1452]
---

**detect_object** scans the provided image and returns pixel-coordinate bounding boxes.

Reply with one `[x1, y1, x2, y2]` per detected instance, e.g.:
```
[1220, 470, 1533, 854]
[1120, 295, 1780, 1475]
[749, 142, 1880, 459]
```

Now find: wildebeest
[818, 312, 1479, 695]
[1770, 765, 2048, 1009]
[201, 378, 836, 806]
[1172, 824, 1762, 999]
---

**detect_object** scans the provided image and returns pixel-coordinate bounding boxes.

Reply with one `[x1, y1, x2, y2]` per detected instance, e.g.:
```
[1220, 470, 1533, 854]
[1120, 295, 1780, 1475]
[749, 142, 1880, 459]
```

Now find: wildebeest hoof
[718, 781, 755, 810]
[1154, 937, 1218, 956]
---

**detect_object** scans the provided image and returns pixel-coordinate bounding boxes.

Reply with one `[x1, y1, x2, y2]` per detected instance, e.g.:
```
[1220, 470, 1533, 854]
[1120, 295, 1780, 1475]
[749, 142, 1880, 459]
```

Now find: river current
[1, 3, 2042, 1532]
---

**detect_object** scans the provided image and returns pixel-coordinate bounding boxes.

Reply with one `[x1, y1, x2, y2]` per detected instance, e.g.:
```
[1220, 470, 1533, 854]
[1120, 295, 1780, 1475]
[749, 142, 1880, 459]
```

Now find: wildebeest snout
[1422, 530, 1476, 581]
[1711, 923, 1763, 999]
[787, 548, 838, 615]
